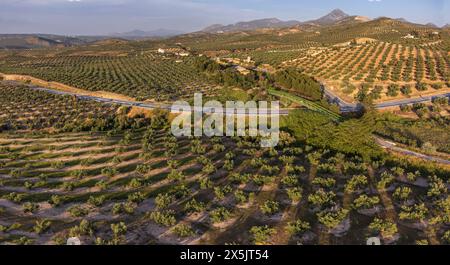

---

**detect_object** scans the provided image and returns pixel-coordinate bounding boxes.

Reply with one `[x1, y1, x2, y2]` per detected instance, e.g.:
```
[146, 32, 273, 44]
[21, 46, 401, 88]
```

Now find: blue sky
[0, 0, 448, 35]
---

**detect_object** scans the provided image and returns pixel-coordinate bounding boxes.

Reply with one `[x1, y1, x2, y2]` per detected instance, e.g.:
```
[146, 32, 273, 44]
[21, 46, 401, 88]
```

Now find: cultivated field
[0, 82, 449, 245]
[282, 41, 450, 103]
[0, 52, 220, 102]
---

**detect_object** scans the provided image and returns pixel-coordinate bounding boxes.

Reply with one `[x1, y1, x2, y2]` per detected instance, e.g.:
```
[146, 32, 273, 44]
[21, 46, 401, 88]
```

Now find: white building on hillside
[402, 34, 415, 39]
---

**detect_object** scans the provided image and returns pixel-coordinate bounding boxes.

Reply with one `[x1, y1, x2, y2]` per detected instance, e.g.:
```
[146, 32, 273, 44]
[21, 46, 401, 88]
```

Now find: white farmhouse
[402, 34, 415, 39]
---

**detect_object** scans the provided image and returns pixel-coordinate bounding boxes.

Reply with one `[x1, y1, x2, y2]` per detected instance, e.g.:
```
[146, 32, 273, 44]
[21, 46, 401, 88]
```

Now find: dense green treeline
[191, 56, 265, 90]
[271, 68, 323, 101]
[281, 109, 449, 178]
[375, 113, 450, 154]
[191, 57, 340, 115]
[281, 109, 382, 161]
[192, 58, 323, 100]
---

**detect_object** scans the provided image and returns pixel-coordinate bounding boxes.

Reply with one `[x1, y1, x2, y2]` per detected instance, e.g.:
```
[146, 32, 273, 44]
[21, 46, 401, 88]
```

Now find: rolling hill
[0, 34, 86, 49]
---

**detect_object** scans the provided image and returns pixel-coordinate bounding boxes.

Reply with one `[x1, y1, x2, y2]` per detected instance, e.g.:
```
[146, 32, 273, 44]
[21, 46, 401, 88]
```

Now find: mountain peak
[323, 9, 349, 19]
[201, 8, 354, 33]
[313, 9, 350, 25]
[330, 9, 347, 16]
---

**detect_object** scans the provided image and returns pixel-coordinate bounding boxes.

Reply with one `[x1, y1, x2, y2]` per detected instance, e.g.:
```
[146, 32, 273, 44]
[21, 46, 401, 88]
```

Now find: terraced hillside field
[0, 82, 449, 245]
[175, 18, 450, 105]
[282, 41, 450, 103]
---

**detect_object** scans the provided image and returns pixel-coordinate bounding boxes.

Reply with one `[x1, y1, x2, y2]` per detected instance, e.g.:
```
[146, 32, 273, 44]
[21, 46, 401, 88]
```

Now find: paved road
[376, 93, 450, 108]
[5, 80, 449, 164]
[23, 83, 290, 116]
[375, 137, 450, 165]
[321, 83, 450, 113]
[321, 85, 362, 113]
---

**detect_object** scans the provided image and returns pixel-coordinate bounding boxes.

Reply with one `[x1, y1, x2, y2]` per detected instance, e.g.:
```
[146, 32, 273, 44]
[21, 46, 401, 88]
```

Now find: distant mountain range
[202, 18, 301, 33]
[1, 9, 448, 50]
[201, 9, 446, 33]
[0, 29, 184, 49]
[201, 9, 356, 33]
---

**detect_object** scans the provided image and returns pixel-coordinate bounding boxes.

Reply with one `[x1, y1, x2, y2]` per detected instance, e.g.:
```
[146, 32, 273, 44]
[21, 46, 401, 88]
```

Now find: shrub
[223, 159, 234, 171]
[136, 164, 152, 175]
[386, 84, 400, 97]
[431, 83, 443, 90]
[287, 187, 303, 203]
[250, 225, 275, 245]
[4, 192, 25, 203]
[442, 230, 450, 244]
[427, 175, 447, 198]
[281, 175, 299, 187]
[112, 202, 136, 215]
[48, 195, 63, 207]
[69, 219, 93, 237]
[234, 190, 254, 204]
[214, 185, 233, 201]
[172, 224, 195, 238]
[88, 195, 107, 207]
[312, 177, 336, 188]
[260, 200, 280, 215]
[308, 189, 336, 208]
[101, 167, 118, 178]
[149, 210, 177, 227]
[352, 195, 380, 209]
[393, 187, 412, 201]
[399, 203, 428, 221]
[369, 218, 398, 239]
[406, 171, 420, 182]
[127, 178, 143, 189]
[377, 172, 394, 190]
[184, 199, 206, 213]
[168, 169, 184, 182]
[345, 175, 368, 193]
[199, 177, 213, 189]
[34, 219, 52, 234]
[111, 222, 127, 237]
[400, 104, 412, 112]
[416, 82, 428, 91]
[127, 192, 145, 204]
[68, 206, 89, 218]
[317, 208, 349, 229]
[23, 202, 39, 213]
[155, 193, 174, 210]
[286, 220, 311, 235]
[210, 207, 232, 223]
[400, 85, 412, 95]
